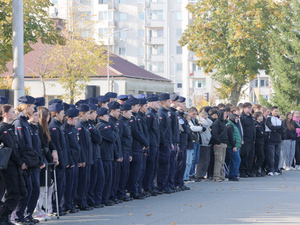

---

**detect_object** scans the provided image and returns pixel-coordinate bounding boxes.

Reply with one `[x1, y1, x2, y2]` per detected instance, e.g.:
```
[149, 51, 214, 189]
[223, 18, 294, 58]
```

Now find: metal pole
[107, 36, 110, 92]
[257, 73, 261, 103]
[12, 0, 25, 106]
[144, 0, 147, 70]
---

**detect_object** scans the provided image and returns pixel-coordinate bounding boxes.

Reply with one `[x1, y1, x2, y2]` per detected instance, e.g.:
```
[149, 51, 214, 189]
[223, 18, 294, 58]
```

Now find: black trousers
[253, 142, 265, 170]
[239, 142, 255, 174]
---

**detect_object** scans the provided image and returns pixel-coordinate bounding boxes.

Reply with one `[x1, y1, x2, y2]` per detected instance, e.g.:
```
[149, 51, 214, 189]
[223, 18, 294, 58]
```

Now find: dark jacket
[96, 119, 116, 161]
[282, 119, 297, 140]
[211, 109, 227, 145]
[109, 115, 122, 159]
[187, 126, 196, 149]
[169, 107, 180, 144]
[136, 111, 149, 154]
[37, 123, 54, 164]
[88, 119, 102, 159]
[255, 121, 265, 146]
[13, 112, 33, 151]
[240, 112, 256, 143]
[61, 122, 81, 165]
[265, 116, 283, 144]
[76, 119, 93, 165]
[177, 110, 190, 146]
[49, 118, 69, 169]
[158, 106, 172, 146]
[145, 107, 160, 148]
[130, 112, 149, 151]
[29, 123, 45, 168]
[118, 115, 132, 155]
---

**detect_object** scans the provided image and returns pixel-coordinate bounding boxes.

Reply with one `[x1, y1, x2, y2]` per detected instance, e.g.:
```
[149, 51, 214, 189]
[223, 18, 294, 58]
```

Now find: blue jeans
[184, 149, 194, 180]
[190, 142, 200, 176]
[227, 148, 241, 178]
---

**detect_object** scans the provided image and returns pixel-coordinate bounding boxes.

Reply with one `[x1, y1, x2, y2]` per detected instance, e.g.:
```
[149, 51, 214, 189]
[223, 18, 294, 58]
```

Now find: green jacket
[226, 120, 242, 149]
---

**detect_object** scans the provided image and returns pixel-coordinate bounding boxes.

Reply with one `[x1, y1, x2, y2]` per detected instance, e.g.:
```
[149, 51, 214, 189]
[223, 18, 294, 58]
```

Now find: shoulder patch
[116, 123, 119, 126]
[138, 119, 141, 121]
[147, 115, 151, 118]
[104, 126, 108, 129]
[159, 117, 163, 120]
[4, 131, 7, 134]
[17, 127, 22, 130]
[89, 127, 92, 130]
[130, 120, 134, 123]
[52, 128, 56, 131]
[178, 117, 181, 119]
[78, 128, 82, 131]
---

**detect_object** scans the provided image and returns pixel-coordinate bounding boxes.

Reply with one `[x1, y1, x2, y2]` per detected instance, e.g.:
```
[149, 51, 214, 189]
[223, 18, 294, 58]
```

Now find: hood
[217, 109, 226, 122]
[228, 113, 238, 124]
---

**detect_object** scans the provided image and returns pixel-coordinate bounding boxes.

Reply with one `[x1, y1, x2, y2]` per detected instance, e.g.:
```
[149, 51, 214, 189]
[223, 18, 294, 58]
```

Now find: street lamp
[107, 28, 131, 92]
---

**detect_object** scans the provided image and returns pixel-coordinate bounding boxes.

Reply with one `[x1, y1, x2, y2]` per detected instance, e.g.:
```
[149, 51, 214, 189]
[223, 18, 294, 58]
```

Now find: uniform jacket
[49, 118, 69, 169]
[158, 106, 172, 146]
[255, 120, 265, 146]
[130, 112, 149, 151]
[169, 107, 180, 144]
[109, 115, 122, 159]
[145, 107, 160, 148]
[118, 115, 132, 155]
[177, 110, 190, 146]
[136, 111, 149, 154]
[29, 123, 46, 168]
[76, 119, 93, 165]
[88, 119, 102, 159]
[96, 119, 116, 161]
[62, 122, 81, 165]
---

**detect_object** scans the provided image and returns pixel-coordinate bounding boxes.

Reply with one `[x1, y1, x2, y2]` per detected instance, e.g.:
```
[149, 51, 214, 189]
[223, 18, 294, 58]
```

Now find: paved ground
[45, 170, 300, 225]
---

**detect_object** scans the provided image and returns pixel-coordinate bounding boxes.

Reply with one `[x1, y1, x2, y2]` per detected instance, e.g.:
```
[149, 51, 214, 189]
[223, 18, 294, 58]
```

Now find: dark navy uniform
[0, 122, 26, 224]
[11, 112, 36, 223]
[157, 106, 172, 192]
[109, 115, 122, 202]
[136, 110, 149, 194]
[61, 122, 80, 211]
[175, 110, 190, 188]
[168, 107, 180, 190]
[96, 119, 116, 205]
[48, 117, 69, 214]
[87, 119, 105, 207]
[143, 107, 160, 193]
[127, 113, 149, 196]
[75, 119, 93, 208]
[116, 115, 132, 200]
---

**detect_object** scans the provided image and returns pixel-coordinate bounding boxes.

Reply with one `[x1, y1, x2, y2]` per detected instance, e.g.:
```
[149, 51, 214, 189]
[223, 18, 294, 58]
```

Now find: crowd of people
[0, 92, 298, 225]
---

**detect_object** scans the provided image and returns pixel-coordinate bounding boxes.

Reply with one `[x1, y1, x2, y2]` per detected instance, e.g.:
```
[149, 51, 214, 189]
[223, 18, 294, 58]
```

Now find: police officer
[96, 108, 116, 206]
[75, 103, 93, 211]
[48, 102, 69, 216]
[157, 93, 173, 194]
[108, 101, 123, 204]
[0, 97, 9, 208]
[86, 101, 105, 208]
[126, 97, 149, 199]
[143, 94, 161, 196]
[168, 94, 180, 192]
[117, 95, 128, 104]
[97, 96, 110, 109]
[61, 108, 80, 214]
[136, 98, 150, 198]
[11, 96, 37, 225]
[175, 97, 191, 191]
[117, 102, 133, 202]
[0, 104, 27, 225]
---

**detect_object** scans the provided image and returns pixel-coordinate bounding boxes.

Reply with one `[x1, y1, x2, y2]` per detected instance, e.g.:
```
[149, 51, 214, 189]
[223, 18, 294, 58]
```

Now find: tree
[268, 0, 300, 114]
[179, 0, 284, 105]
[0, 75, 30, 95]
[48, 10, 107, 104]
[0, 0, 64, 73]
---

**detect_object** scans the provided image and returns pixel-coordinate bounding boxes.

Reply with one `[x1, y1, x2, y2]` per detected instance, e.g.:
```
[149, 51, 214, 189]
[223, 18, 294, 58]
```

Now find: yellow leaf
[128, 213, 133, 216]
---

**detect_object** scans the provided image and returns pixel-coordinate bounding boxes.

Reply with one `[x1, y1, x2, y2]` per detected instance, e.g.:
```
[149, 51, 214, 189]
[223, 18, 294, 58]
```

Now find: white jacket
[197, 117, 213, 146]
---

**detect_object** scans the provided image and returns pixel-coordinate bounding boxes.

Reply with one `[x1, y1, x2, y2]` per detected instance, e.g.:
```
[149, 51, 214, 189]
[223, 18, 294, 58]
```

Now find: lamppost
[107, 28, 131, 92]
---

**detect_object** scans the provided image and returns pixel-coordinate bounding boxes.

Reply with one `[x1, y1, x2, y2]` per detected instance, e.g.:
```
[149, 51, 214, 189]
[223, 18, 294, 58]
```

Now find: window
[176, 12, 182, 20]
[99, 0, 108, 3]
[176, 46, 182, 54]
[192, 80, 206, 88]
[138, 30, 145, 38]
[139, 47, 145, 55]
[192, 63, 203, 71]
[147, 10, 163, 20]
[119, 13, 127, 21]
[157, 46, 164, 54]
[119, 31, 127, 39]
[150, 62, 164, 72]
[138, 0, 144, 3]
[157, 29, 164, 37]
[99, 28, 108, 36]
[139, 65, 145, 69]
[177, 82, 182, 88]
[80, 28, 92, 38]
[99, 11, 113, 21]
[119, 47, 126, 55]
[176, 29, 182, 37]
[255, 79, 258, 87]
[119, 0, 126, 3]
[260, 79, 265, 87]
[138, 13, 144, 21]
[76, 11, 91, 21]
[176, 63, 182, 71]
[266, 79, 269, 87]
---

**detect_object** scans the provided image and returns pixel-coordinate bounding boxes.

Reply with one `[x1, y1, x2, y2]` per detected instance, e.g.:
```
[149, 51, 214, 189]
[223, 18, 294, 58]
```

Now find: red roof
[1, 42, 170, 82]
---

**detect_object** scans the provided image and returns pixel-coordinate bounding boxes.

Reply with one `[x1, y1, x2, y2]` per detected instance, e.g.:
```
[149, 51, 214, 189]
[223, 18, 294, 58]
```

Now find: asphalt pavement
[45, 170, 300, 225]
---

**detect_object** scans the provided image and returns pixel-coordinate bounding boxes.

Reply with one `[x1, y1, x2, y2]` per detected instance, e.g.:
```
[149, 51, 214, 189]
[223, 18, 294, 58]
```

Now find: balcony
[108, 2, 116, 9]
[149, 54, 165, 61]
[190, 70, 207, 78]
[149, 37, 164, 45]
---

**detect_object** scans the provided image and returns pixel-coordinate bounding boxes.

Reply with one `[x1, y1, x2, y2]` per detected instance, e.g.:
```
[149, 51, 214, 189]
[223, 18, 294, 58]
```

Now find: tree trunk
[229, 84, 242, 106]
[41, 77, 46, 98]
[70, 87, 74, 104]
